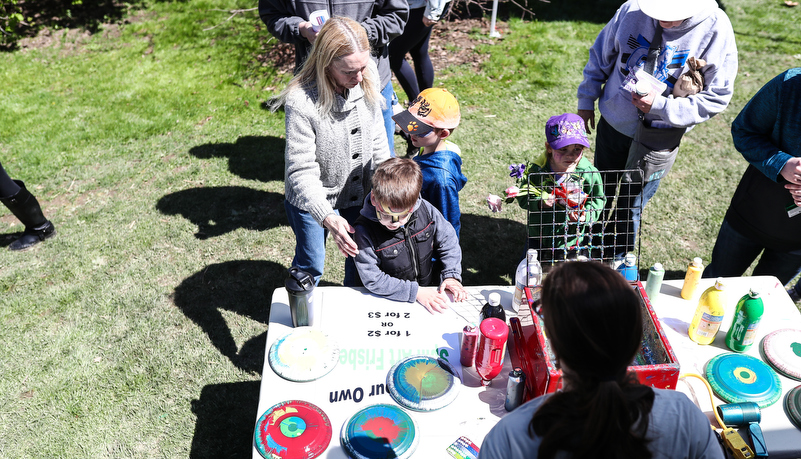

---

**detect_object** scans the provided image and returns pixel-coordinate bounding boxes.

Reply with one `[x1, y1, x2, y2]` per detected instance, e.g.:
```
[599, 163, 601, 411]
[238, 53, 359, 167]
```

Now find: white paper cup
[309, 10, 329, 32]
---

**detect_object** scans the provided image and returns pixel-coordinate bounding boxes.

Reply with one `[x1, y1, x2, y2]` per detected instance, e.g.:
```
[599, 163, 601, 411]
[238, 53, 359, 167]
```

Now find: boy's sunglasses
[375, 205, 413, 223]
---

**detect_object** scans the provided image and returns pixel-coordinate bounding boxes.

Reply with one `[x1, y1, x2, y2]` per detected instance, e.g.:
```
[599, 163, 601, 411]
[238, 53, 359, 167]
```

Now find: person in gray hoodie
[577, 0, 737, 253]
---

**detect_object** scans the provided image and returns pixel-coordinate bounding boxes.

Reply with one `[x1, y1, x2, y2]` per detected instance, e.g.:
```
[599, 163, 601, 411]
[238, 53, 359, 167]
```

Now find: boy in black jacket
[353, 158, 466, 313]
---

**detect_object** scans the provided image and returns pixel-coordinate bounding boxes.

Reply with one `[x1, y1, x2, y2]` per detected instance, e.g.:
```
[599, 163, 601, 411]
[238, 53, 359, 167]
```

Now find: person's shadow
[156, 186, 286, 239]
[460, 213, 527, 285]
[172, 259, 286, 374]
[188, 135, 285, 183]
[189, 380, 261, 459]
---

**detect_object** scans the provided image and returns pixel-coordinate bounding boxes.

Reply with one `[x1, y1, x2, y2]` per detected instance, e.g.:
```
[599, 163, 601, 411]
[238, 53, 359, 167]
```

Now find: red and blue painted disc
[387, 355, 460, 412]
[706, 353, 782, 408]
[340, 404, 418, 459]
[254, 400, 332, 459]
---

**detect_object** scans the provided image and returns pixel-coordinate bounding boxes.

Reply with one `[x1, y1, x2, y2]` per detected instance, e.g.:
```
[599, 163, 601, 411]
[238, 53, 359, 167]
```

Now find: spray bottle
[513, 249, 540, 312]
[688, 278, 727, 345]
[726, 289, 764, 352]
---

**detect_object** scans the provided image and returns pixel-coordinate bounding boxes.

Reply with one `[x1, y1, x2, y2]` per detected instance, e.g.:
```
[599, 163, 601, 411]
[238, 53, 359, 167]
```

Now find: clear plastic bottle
[527, 249, 543, 312]
[725, 289, 763, 352]
[688, 278, 727, 345]
[680, 257, 704, 300]
[513, 249, 541, 312]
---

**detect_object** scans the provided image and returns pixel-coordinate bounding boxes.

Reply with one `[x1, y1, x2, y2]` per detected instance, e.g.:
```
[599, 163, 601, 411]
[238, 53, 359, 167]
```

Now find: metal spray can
[504, 367, 526, 411]
[460, 324, 478, 367]
[725, 289, 763, 352]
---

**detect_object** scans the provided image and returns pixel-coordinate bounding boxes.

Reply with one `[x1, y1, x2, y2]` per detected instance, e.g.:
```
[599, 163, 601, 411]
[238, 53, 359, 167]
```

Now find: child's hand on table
[439, 278, 467, 302]
[416, 287, 450, 314]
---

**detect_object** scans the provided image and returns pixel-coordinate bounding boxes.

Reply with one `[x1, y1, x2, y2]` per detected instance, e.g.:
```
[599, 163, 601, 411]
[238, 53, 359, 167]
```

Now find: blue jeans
[284, 201, 362, 286]
[381, 82, 397, 157]
[704, 218, 801, 285]
[595, 117, 662, 254]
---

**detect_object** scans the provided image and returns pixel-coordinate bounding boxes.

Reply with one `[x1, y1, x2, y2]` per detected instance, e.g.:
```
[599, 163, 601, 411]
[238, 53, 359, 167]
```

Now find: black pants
[388, 7, 434, 102]
[0, 162, 22, 198]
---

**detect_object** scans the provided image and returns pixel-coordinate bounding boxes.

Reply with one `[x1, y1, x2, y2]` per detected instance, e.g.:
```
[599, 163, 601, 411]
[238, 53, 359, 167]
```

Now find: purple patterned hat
[545, 113, 591, 150]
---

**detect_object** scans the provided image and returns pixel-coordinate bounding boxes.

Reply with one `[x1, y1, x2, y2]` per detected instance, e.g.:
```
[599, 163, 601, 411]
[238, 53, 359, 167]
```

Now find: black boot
[1, 180, 56, 251]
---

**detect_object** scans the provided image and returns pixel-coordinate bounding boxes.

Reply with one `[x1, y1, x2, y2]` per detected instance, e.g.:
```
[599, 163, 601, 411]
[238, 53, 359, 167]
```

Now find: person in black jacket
[704, 68, 801, 285]
[0, 162, 56, 251]
[353, 158, 466, 313]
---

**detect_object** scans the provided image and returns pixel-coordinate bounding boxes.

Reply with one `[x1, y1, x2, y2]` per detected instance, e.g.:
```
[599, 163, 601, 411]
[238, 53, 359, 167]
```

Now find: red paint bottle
[475, 318, 509, 386]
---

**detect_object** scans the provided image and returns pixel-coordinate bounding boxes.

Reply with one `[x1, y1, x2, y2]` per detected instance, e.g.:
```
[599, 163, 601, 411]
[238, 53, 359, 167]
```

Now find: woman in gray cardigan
[272, 17, 391, 285]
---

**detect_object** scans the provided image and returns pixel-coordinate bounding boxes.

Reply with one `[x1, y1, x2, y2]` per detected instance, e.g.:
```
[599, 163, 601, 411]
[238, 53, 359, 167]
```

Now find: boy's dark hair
[371, 158, 423, 210]
[530, 261, 655, 459]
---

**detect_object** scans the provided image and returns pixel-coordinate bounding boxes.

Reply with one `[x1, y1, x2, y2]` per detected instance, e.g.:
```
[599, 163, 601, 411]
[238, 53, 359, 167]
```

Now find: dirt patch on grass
[259, 17, 508, 75]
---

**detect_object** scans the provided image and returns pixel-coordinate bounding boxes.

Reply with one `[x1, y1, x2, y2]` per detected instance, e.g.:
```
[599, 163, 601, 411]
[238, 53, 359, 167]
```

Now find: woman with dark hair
[478, 261, 722, 459]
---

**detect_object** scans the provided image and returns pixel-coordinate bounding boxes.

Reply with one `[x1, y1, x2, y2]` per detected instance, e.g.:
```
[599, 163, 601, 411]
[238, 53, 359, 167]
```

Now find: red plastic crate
[511, 281, 680, 402]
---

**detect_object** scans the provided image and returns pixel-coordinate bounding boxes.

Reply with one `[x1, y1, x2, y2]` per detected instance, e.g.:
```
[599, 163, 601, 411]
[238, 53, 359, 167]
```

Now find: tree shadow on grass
[189, 135, 286, 183]
[189, 380, 261, 459]
[156, 186, 286, 239]
[173, 260, 286, 374]
[460, 213, 527, 286]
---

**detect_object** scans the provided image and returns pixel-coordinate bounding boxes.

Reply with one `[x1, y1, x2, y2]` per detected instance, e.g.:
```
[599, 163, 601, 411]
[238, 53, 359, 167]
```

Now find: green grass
[1, 0, 800, 457]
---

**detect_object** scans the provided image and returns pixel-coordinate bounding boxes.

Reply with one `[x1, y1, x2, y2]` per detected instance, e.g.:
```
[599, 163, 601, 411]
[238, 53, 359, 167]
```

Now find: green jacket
[516, 152, 605, 250]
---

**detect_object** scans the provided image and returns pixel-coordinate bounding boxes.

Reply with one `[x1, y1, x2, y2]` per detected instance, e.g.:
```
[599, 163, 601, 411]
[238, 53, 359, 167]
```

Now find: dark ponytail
[529, 261, 655, 459]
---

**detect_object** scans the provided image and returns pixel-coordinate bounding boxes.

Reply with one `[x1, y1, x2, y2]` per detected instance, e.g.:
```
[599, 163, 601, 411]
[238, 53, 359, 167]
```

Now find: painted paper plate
[387, 355, 461, 412]
[254, 400, 332, 459]
[706, 353, 782, 408]
[784, 385, 801, 431]
[340, 404, 419, 459]
[269, 327, 339, 382]
[761, 328, 801, 381]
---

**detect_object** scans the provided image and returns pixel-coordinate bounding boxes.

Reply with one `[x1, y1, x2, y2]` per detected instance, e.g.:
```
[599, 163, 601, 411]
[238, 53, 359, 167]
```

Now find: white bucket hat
[638, 0, 717, 21]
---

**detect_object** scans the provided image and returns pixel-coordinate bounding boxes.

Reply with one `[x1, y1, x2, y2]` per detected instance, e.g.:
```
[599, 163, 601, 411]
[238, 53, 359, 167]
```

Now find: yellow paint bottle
[688, 278, 727, 345]
[680, 257, 704, 300]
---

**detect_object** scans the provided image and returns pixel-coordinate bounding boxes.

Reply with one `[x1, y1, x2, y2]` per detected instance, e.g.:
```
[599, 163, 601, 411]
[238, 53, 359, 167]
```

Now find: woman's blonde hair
[271, 16, 382, 117]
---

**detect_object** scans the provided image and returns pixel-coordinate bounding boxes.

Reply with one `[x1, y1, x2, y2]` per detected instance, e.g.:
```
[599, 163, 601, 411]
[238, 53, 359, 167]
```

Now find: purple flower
[509, 163, 526, 179]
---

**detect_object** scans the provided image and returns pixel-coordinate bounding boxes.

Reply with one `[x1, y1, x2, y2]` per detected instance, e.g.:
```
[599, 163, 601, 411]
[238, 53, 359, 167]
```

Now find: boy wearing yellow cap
[353, 158, 467, 314]
[392, 88, 467, 237]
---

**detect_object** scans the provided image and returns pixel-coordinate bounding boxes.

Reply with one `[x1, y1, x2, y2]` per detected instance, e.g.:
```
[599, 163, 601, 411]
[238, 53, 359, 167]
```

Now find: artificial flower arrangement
[488, 163, 589, 221]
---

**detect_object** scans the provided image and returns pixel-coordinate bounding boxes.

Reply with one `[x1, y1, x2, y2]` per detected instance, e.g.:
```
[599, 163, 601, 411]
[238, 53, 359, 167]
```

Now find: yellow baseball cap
[392, 88, 461, 136]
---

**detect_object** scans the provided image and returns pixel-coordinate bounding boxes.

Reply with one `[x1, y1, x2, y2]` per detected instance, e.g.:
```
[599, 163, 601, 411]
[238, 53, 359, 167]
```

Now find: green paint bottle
[725, 289, 764, 352]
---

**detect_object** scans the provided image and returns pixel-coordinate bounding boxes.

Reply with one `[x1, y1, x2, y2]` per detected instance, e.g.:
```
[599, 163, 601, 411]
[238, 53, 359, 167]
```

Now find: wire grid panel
[523, 169, 643, 267]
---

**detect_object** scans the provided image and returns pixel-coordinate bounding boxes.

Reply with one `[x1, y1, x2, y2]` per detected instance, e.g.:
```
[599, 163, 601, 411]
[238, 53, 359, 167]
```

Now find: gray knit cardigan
[283, 84, 391, 225]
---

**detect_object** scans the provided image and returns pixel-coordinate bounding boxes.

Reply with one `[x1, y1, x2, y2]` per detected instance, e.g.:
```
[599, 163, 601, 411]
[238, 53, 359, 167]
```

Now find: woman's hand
[323, 214, 359, 257]
[782, 157, 801, 206]
[422, 17, 436, 27]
